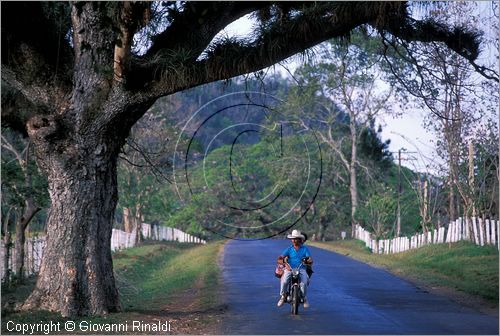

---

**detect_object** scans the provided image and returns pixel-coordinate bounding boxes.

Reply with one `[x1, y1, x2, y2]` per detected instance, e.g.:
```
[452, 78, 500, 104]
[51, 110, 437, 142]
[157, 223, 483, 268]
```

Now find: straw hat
[287, 229, 305, 240]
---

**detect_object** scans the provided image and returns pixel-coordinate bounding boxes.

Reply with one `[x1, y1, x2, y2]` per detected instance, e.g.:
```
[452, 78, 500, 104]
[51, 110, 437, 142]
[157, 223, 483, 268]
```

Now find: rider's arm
[304, 247, 313, 265]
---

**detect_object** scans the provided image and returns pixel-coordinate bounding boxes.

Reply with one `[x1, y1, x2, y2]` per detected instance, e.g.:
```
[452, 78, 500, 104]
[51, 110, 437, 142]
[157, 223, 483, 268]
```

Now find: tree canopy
[2, 2, 482, 133]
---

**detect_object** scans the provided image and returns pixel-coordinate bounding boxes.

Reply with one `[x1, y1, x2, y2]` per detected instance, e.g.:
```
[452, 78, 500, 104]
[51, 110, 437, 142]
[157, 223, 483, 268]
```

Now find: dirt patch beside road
[129, 277, 228, 334]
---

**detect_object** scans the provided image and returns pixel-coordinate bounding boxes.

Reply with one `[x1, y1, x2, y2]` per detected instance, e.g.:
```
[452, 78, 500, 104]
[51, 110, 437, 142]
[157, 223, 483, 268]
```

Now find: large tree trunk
[18, 2, 146, 316]
[22, 127, 122, 316]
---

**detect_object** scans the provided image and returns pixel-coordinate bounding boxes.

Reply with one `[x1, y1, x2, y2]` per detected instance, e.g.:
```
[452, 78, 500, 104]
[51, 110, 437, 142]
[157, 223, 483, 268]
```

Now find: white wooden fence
[1, 223, 205, 280]
[354, 217, 499, 254]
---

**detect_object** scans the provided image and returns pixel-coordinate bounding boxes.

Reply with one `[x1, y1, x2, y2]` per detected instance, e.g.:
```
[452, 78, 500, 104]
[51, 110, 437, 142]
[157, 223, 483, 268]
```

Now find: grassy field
[2, 240, 225, 334]
[311, 240, 499, 304]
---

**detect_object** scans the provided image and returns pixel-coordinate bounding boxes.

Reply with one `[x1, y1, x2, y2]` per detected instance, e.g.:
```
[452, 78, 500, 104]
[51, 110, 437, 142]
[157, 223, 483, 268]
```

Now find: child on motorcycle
[276, 229, 313, 308]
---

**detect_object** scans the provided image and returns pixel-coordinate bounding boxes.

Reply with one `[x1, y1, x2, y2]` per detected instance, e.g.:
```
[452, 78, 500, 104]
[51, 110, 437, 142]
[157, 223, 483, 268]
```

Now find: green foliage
[167, 132, 322, 239]
[117, 72, 425, 241]
[359, 124, 393, 169]
[359, 191, 397, 239]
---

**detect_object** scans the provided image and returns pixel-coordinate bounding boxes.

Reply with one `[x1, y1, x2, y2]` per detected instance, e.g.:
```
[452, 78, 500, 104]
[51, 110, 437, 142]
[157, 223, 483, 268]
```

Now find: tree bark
[135, 204, 143, 244]
[448, 176, 456, 222]
[123, 207, 132, 233]
[349, 120, 359, 237]
[22, 123, 123, 316]
[122, 206, 142, 244]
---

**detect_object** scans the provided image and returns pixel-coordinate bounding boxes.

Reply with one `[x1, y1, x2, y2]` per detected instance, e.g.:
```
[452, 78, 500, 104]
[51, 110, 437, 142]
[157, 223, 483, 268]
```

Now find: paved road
[220, 239, 499, 335]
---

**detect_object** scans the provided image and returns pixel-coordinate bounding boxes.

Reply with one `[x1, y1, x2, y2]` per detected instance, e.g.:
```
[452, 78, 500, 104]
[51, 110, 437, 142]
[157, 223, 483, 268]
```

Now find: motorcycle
[283, 257, 308, 315]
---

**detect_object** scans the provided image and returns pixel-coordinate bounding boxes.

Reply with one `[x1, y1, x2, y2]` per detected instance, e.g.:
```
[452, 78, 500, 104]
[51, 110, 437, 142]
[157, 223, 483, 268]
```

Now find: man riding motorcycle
[277, 229, 313, 308]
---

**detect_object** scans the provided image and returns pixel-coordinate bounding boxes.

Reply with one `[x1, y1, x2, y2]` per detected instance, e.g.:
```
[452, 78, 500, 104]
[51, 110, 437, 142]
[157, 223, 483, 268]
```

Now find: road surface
[220, 239, 498, 334]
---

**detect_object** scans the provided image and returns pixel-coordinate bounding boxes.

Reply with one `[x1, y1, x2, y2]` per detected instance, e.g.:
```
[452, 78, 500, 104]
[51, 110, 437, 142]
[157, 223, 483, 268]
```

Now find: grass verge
[311, 240, 499, 305]
[114, 240, 223, 311]
[2, 240, 225, 334]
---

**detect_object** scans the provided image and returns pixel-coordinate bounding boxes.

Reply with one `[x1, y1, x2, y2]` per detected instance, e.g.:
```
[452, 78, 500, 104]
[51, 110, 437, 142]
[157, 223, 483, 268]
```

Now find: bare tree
[287, 34, 393, 236]
[382, 1, 498, 224]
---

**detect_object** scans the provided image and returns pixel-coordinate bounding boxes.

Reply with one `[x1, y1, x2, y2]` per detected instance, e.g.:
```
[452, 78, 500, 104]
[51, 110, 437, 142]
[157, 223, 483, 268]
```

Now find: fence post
[458, 218, 462, 241]
[485, 219, 491, 245]
[462, 218, 465, 241]
[497, 220, 500, 251]
[491, 219, 496, 246]
[464, 217, 469, 240]
[467, 217, 472, 243]
[450, 221, 455, 242]
[478, 218, 485, 246]
[454, 221, 459, 242]
[471, 217, 478, 245]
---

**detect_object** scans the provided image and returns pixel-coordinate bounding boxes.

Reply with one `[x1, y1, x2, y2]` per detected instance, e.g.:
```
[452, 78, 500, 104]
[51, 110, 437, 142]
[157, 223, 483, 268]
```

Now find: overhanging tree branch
[2, 68, 56, 113]
[133, 2, 482, 103]
[143, 2, 267, 62]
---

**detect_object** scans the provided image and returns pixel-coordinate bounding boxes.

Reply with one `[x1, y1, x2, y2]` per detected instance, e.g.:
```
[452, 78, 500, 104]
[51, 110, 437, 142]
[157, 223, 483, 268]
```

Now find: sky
[219, 3, 499, 175]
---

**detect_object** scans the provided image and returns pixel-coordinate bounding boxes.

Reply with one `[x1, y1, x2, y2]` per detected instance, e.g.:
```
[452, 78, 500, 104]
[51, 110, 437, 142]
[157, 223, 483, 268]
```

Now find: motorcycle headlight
[292, 270, 299, 276]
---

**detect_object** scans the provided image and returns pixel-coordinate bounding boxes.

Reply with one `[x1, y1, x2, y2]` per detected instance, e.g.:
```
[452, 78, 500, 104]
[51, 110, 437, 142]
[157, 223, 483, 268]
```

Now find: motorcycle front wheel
[291, 285, 299, 315]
